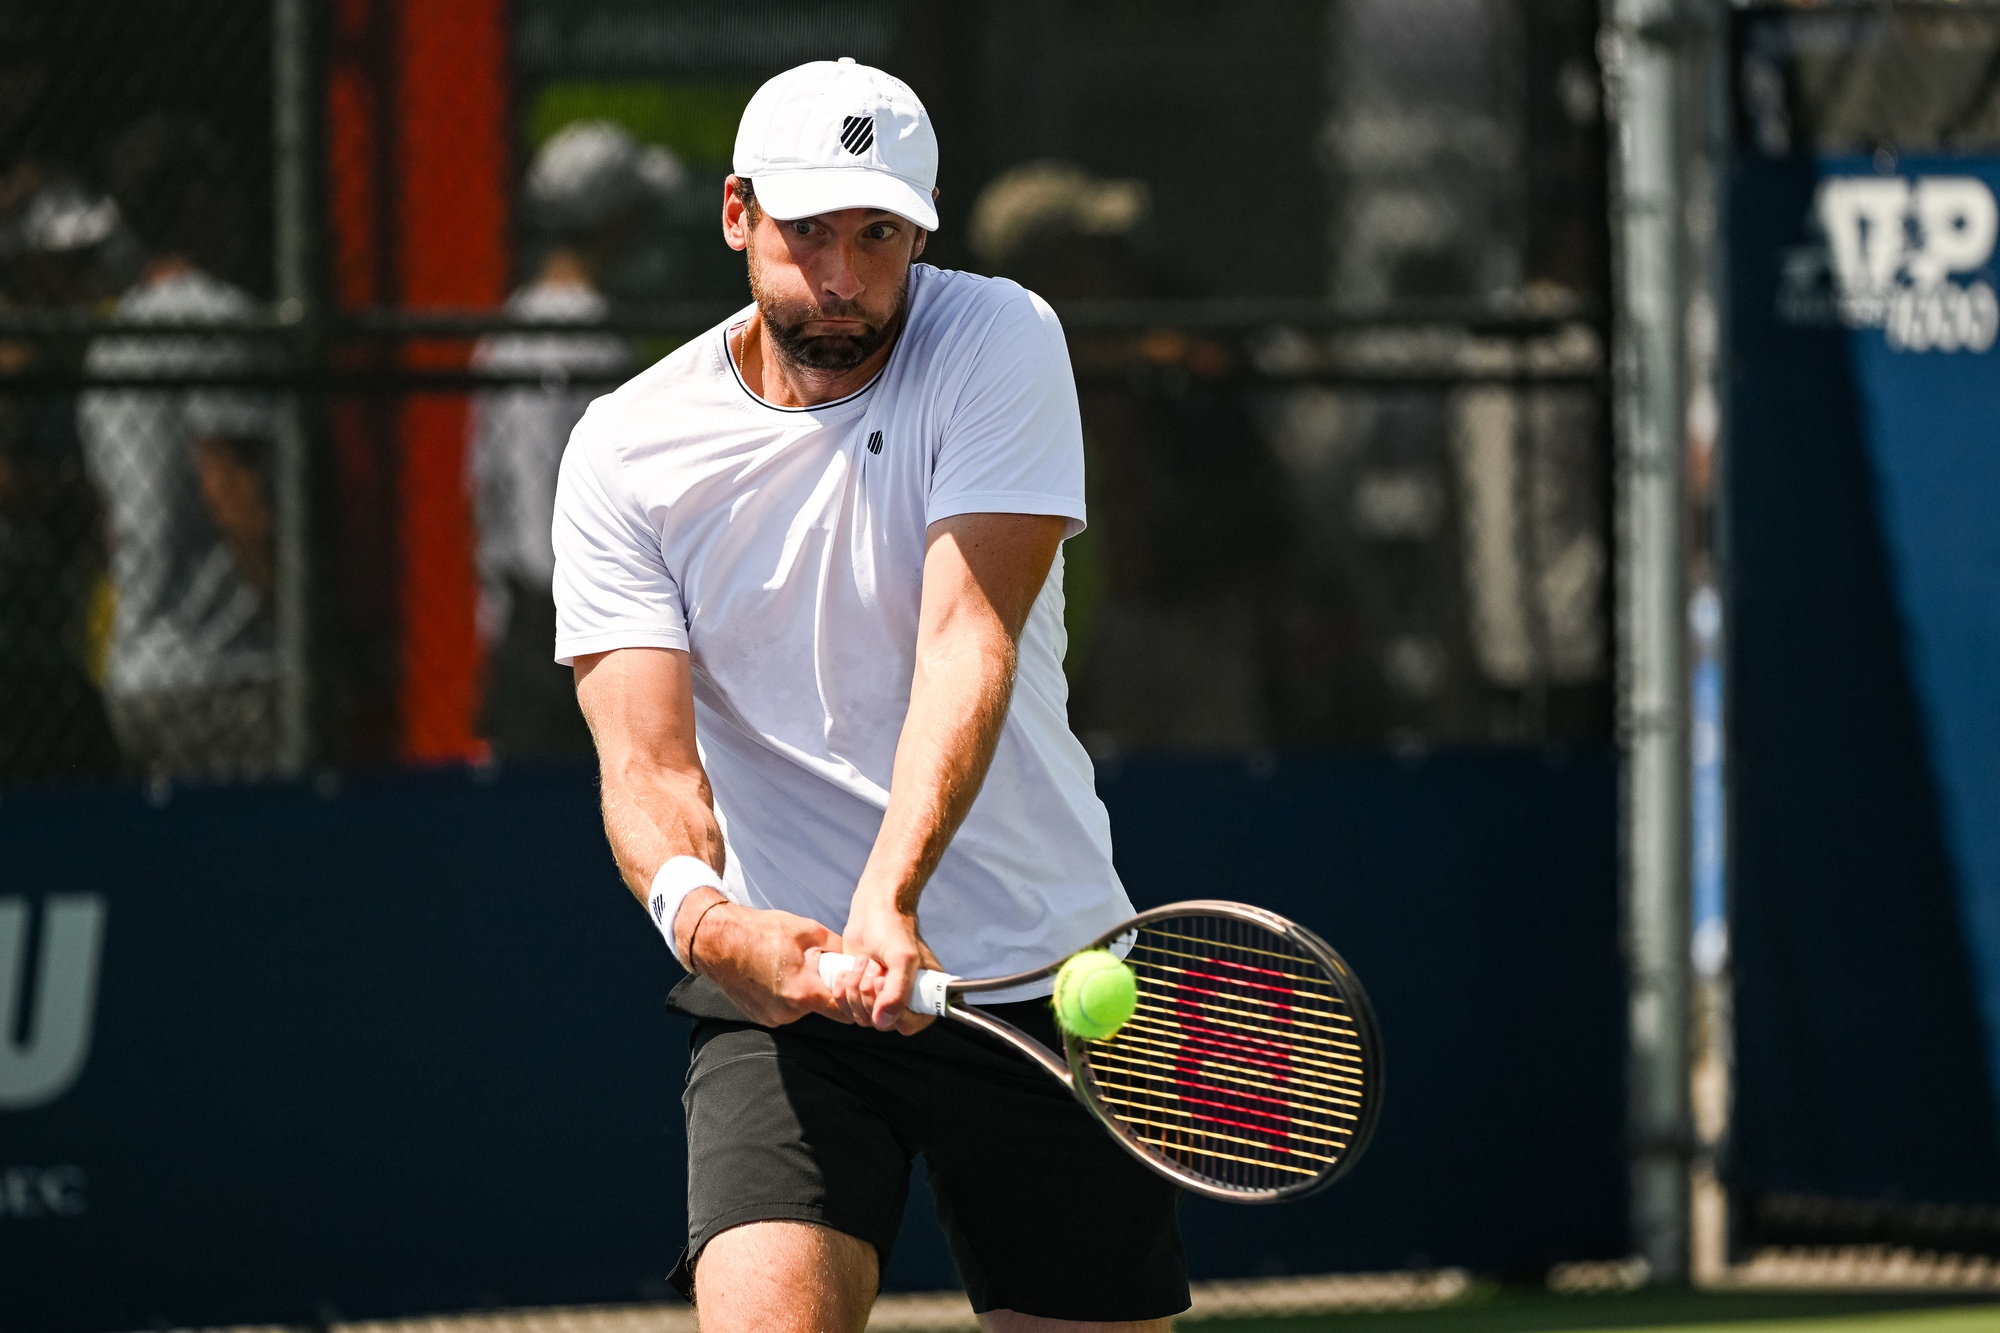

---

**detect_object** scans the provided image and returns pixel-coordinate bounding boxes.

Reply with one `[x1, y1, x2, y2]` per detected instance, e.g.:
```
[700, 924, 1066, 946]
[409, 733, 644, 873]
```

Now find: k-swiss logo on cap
[839, 114, 875, 156]
[866, 430, 884, 455]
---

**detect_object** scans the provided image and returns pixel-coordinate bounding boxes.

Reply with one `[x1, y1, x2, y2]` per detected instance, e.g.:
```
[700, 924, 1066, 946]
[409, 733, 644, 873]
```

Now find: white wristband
[648, 856, 727, 970]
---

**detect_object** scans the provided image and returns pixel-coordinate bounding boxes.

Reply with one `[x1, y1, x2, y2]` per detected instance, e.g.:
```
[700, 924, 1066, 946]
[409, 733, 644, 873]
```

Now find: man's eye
[793, 221, 814, 236]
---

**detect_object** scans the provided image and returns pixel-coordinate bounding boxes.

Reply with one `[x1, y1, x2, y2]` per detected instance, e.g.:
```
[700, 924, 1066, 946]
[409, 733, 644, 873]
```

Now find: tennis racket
[818, 899, 1382, 1203]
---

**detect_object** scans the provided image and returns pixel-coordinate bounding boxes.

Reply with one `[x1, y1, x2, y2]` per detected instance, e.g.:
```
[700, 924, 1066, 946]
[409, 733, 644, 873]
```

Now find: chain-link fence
[1739, 1, 2000, 158]
[0, 2, 285, 788]
[0, 0, 1611, 791]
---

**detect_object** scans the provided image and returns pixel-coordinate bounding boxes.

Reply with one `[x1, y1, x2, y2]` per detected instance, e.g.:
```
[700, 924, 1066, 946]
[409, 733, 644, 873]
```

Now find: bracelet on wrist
[685, 898, 729, 977]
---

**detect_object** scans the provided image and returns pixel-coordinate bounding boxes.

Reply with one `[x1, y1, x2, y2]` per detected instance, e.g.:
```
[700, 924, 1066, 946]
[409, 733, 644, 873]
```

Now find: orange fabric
[325, 68, 378, 312]
[326, 0, 385, 310]
[394, 0, 509, 761]
[324, 0, 402, 761]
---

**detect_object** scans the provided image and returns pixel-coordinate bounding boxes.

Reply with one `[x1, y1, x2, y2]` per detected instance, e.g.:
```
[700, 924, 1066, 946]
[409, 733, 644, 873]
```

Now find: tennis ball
[1053, 950, 1138, 1040]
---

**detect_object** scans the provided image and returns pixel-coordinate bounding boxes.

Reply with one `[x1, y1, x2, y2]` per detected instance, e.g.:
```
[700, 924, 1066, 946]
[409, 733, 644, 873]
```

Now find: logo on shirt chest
[866, 429, 884, 455]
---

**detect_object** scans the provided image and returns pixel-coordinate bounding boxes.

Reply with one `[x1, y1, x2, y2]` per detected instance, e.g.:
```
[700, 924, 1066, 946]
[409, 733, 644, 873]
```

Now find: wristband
[648, 856, 727, 970]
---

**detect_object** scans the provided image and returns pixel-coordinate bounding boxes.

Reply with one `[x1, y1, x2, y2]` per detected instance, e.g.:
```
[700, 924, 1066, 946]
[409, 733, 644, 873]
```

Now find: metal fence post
[273, 0, 312, 775]
[1685, 0, 1735, 1285]
[1604, 0, 1693, 1282]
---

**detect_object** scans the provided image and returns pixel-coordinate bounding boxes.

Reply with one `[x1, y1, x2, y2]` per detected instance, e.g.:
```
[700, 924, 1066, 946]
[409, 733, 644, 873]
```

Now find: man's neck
[733, 312, 899, 409]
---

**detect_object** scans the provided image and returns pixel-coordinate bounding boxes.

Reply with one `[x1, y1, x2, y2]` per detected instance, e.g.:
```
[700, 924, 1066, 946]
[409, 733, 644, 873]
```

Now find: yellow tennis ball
[1054, 950, 1138, 1040]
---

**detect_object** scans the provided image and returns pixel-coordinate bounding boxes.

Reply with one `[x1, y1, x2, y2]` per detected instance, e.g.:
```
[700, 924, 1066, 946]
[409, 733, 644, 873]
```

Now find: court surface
[270, 1281, 2000, 1333]
[1188, 1288, 2000, 1333]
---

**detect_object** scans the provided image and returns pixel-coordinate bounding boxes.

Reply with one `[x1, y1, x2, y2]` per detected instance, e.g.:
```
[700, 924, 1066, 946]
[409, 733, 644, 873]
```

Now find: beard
[748, 249, 911, 372]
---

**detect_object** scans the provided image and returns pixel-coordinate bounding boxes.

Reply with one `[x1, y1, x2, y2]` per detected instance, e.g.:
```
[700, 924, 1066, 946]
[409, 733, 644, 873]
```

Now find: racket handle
[817, 952, 955, 1017]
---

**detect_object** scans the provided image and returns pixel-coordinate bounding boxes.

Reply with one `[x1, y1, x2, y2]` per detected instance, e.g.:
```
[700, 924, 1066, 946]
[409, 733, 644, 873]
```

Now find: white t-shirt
[79, 269, 281, 696]
[552, 264, 1132, 1000]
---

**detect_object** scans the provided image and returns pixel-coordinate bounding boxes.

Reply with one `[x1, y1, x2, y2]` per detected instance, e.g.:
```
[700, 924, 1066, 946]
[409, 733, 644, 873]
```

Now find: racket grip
[816, 952, 955, 1017]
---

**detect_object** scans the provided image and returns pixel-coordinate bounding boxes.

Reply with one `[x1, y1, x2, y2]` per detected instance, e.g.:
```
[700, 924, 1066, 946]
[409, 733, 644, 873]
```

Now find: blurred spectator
[971, 161, 1287, 751]
[471, 121, 678, 757]
[0, 177, 123, 783]
[0, 5, 123, 782]
[968, 160, 1154, 300]
[77, 115, 281, 782]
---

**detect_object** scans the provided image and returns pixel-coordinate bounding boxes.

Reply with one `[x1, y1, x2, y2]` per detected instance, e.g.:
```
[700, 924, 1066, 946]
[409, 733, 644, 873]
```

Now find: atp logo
[0, 896, 106, 1111]
[1785, 175, 2000, 353]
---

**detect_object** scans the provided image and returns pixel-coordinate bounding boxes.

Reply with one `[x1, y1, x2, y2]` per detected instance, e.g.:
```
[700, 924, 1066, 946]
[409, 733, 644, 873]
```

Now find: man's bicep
[574, 646, 702, 772]
[921, 512, 1068, 642]
[552, 429, 689, 666]
[927, 294, 1087, 540]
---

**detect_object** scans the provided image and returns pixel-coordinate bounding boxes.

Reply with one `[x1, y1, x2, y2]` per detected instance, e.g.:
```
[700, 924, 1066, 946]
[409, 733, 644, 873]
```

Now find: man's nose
[820, 239, 864, 302]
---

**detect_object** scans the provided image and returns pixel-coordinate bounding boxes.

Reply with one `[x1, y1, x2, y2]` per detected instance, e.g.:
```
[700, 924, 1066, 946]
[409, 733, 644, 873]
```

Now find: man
[553, 59, 1184, 1332]
[78, 115, 281, 782]
[472, 121, 676, 757]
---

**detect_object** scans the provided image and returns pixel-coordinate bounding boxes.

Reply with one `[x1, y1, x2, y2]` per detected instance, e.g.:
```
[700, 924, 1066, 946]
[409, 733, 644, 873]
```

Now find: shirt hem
[927, 491, 1087, 535]
[554, 629, 689, 666]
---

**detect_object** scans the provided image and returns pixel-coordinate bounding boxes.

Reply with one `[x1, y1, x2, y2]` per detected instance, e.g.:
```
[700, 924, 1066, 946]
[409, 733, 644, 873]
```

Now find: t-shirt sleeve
[927, 287, 1087, 537]
[551, 412, 689, 665]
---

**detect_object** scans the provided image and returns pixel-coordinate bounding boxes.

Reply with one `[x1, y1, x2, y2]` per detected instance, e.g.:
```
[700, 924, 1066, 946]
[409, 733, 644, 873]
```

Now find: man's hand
[678, 889, 851, 1027]
[835, 890, 943, 1033]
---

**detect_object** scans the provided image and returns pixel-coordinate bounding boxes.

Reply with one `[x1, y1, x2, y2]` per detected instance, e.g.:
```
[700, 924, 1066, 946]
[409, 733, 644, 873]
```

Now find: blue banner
[1813, 159, 2000, 1096]
[1729, 154, 2000, 1208]
[2, 752, 1621, 1331]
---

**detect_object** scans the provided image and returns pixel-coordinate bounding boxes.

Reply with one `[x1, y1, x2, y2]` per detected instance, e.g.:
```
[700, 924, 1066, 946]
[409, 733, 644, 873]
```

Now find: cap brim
[751, 167, 939, 231]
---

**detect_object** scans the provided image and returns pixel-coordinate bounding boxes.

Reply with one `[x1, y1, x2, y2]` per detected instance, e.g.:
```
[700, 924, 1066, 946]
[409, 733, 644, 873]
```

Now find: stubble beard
[748, 245, 911, 373]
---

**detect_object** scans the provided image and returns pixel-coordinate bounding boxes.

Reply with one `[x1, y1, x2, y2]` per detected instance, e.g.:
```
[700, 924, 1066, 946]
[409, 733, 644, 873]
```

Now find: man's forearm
[855, 624, 1016, 911]
[600, 756, 727, 906]
[853, 513, 1064, 921]
[574, 645, 844, 1022]
[576, 649, 728, 918]
[600, 758, 731, 972]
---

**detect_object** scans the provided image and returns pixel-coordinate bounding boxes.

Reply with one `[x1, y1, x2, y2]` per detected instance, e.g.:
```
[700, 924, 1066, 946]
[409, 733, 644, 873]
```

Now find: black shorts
[665, 974, 1188, 1321]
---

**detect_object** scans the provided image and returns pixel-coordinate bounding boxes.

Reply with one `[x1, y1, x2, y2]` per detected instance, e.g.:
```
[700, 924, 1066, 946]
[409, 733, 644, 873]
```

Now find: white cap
[733, 57, 939, 231]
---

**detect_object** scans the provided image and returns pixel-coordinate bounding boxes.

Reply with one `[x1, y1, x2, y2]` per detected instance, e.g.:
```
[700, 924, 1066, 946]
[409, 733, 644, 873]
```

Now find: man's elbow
[917, 622, 1017, 692]
[595, 745, 704, 796]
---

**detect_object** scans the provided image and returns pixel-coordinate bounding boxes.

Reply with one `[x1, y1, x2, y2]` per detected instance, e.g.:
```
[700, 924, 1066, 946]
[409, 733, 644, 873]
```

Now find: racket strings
[1118, 1012, 1363, 1082]
[1077, 913, 1374, 1196]
[1085, 1042, 1362, 1110]
[1127, 965, 1361, 1039]
[1128, 993, 1362, 1053]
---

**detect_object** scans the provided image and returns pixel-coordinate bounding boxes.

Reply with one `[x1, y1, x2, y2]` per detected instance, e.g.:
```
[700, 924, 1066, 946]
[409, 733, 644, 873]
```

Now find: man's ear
[721, 175, 752, 253]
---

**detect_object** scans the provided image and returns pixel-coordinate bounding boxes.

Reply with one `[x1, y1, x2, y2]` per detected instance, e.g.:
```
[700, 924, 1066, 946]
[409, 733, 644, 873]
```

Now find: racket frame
[928, 899, 1383, 1204]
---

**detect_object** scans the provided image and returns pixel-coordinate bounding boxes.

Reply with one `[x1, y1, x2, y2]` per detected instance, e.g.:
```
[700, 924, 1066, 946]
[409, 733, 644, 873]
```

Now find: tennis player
[553, 58, 1185, 1333]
